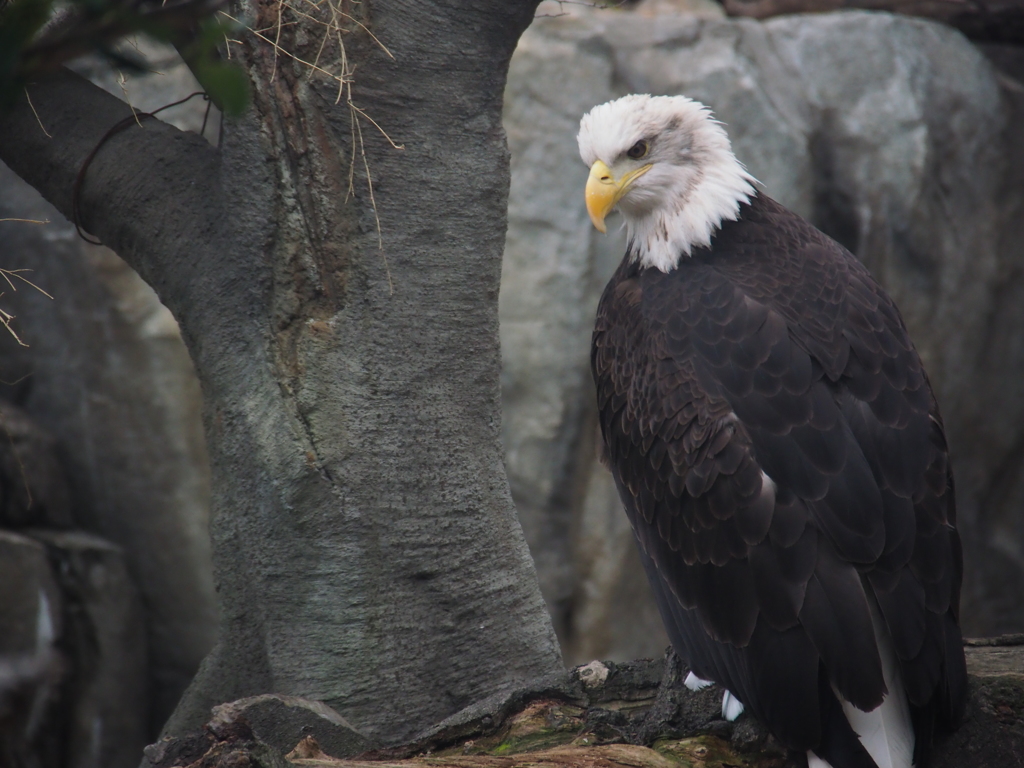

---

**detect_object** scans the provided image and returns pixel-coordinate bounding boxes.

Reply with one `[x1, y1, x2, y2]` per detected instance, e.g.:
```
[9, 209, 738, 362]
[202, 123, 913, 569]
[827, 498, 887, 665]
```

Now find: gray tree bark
[0, 0, 562, 749]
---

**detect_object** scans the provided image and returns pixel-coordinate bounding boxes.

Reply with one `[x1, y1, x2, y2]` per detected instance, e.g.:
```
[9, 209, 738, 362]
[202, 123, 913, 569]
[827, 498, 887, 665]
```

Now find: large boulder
[0, 47, 217, 729]
[0, 531, 63, 768]
[500, 16, 629, 645]
[0, 41, 221, 733]
[0, 406, 149, 767]
[30, 530, 150, 768]
[500, 5, 1024, 662]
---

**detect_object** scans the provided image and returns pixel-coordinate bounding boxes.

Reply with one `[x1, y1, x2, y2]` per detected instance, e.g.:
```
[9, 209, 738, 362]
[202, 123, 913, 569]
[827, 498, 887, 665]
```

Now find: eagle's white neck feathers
[578, 94, 756, 273]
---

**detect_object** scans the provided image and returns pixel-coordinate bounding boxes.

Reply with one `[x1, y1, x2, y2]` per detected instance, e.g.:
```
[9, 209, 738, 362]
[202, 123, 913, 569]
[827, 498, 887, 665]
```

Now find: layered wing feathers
[593, 194, 966, 764]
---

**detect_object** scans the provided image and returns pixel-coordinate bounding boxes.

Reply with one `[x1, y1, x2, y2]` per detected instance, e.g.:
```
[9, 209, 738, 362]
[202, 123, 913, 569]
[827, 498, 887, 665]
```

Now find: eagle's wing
[592, 226, 965, 760]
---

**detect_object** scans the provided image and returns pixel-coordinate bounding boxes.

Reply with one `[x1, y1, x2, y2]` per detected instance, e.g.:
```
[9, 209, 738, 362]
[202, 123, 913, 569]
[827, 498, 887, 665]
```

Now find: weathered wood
[291, 740, 780, 767]
[718, 0, 1024, 44]
[144, 639, 1024, 767]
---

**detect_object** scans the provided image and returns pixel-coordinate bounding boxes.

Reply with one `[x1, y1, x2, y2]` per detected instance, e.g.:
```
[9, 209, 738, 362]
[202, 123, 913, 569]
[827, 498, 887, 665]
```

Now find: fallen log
[143, 637, 1024, 768]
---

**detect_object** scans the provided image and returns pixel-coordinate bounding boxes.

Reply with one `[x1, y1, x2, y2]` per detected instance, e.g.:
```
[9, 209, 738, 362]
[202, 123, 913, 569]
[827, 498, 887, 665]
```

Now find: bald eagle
[579, 95, 966, 768]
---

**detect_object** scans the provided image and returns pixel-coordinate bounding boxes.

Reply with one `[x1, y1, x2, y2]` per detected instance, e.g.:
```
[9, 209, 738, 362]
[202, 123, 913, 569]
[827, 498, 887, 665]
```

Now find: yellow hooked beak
[585, 160, 653, 233]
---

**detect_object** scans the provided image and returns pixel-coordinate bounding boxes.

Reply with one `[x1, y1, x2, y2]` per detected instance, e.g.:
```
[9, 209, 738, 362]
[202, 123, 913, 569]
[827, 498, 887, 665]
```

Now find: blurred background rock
[0, 39, 216, 767]
[502, 0, 1024, 664]
[1, 4, 1023, 764]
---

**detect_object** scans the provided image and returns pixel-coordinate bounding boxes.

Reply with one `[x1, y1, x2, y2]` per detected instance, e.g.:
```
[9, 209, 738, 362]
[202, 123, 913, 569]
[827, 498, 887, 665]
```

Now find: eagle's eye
[627, 140, 649, 160]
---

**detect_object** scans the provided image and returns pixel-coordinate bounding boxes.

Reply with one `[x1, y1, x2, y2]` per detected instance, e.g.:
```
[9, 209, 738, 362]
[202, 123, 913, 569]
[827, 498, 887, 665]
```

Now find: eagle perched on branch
[579, 94, 966, 768]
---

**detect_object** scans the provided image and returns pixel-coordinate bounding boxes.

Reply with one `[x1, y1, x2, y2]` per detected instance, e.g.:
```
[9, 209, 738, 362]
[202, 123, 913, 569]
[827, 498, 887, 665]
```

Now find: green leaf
[193, 59, 249, 116]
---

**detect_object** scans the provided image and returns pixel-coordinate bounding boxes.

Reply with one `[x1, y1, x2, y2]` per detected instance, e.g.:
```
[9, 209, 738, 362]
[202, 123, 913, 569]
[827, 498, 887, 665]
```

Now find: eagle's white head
[577, 94, 757, 273]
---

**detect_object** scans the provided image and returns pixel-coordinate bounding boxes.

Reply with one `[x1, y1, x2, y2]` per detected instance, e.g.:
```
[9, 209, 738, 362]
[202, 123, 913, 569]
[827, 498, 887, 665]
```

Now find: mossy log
[146, 640, 1024, 768]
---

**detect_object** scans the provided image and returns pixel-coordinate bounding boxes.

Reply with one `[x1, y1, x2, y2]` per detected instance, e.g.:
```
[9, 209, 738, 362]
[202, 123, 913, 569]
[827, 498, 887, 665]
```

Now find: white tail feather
[684, 671, 715, 691]
[810, 599, 915, 768]
[722, 690, 745, 721]
[838, 598, 915, 768]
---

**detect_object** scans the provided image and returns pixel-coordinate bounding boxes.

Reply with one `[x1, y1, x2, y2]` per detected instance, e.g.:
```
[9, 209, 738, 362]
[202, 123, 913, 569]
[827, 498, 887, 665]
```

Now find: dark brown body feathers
[592, 193, 966, 768]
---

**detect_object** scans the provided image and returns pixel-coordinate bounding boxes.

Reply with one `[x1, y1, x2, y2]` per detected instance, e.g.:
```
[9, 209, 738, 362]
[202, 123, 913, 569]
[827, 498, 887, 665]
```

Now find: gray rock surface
[31, 529, 149, 768]
[500, 17, 628, 646]
[0, 143, 215, 731]
[571, 467, 671, 663]
[0, 530, 63, 768]
[0, 42, 219, 737]
[500, 7, 1024, 663]
[0, 402, 73, 529]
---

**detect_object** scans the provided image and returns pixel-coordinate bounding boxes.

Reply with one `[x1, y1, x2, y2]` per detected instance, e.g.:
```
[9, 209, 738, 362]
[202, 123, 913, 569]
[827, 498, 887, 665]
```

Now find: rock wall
[36, 530, 150, 768]
[0, 406, 149, 768]
[500, 4, 1024, 664]
[0, 528, 65, 767]
[0, 41, 217, 743]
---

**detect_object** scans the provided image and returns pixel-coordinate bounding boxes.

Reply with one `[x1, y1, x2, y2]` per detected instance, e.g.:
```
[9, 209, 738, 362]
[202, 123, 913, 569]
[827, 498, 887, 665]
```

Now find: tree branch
[720, 0, 1024, 44]
[0, 69, 223, 285]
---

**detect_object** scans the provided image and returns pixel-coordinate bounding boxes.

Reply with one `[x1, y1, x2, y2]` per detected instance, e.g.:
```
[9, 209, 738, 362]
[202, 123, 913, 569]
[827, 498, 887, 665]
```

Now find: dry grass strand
[23, 87, 52, 138]
[0, 268, 54, 347]
[228, 0, 400, 293]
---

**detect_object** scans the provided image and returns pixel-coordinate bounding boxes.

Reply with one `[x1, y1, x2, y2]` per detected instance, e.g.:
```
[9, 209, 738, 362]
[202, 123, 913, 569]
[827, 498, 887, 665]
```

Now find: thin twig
[253, 19, 298, 33]
[0, 302, 27, 347]
[345, 80, 357, 202]
[353, 110, 392, 295]
[0, 269, 52, 347]
[304, 8, 333, 77]
[235, 0, 398, 293]
[200, 96, 213, 138]
[348, 102, 403, 149]
[117, 70, 144, 127]
[0, 218, 49, 224]
[332, 1, 349, 103]
[330, 7, 393, 58]
[219, 10, 346, 84]
[0, 270, 54, 300]
[23, 88, 51, 138]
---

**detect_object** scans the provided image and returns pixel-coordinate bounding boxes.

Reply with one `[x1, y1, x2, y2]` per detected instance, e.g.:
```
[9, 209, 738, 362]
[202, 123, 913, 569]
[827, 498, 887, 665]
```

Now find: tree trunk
[0, 0, 562, 749]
